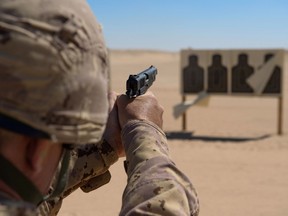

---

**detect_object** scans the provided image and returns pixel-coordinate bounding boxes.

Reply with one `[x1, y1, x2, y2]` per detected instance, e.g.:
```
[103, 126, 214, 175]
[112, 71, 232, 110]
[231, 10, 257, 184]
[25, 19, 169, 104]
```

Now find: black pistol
[126, 65, 157, 98]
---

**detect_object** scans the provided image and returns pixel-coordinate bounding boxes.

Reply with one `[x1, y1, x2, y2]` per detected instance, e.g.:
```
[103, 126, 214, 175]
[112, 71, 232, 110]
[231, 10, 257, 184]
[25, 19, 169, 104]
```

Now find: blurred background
[87, 0, 288, 51]
[59, 1, 288, 216]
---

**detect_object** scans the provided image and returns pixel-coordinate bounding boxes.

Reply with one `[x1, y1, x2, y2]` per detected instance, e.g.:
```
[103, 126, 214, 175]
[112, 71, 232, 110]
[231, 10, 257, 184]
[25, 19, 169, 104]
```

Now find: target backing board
[181, 49, 285, 96]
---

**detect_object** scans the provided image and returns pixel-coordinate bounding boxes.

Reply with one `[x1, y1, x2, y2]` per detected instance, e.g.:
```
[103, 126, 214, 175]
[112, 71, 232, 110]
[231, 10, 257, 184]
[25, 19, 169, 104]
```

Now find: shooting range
[175, 49, 285, 135]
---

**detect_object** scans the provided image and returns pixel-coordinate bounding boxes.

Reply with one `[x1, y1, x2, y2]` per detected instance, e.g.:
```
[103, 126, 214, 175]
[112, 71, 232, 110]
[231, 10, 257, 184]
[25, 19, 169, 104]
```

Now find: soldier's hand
[117, 91, 164, 129]
[103, 91, 125, 157]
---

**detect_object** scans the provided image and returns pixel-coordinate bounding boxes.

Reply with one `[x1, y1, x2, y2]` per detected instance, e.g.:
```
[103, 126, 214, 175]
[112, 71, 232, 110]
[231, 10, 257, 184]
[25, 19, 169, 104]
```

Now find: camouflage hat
[0, 0, 109, 144]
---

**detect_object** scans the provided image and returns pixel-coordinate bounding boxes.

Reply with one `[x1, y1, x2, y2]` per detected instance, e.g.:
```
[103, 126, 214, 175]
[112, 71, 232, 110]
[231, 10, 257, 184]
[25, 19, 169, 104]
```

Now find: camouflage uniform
[120, 120, 199, 216]
[38, 140, 119, 215]
[0, 0, 199, 215]
[0, 139, 118, 216]
[0, 0, 115, 215]
[0, 119, 200, 216]
[0, 192, 37, 216]
[39, 119, 199, 216]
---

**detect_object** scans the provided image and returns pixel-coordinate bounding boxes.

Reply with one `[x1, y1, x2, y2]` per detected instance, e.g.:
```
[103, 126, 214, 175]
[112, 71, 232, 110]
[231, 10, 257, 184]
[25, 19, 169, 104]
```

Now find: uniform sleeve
[66, 139, 119, 194]
[40, 140, 119, 216]
[119, 120, 199, 216]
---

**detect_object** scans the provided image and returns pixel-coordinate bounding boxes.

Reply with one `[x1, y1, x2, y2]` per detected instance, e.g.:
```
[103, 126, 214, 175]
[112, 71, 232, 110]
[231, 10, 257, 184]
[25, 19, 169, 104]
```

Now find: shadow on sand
[165, 131, 271, 143]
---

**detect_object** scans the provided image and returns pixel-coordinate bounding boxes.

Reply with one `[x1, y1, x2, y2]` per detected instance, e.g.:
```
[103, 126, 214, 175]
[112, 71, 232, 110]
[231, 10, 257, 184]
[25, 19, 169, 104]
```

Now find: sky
[87, 0, 288, 51]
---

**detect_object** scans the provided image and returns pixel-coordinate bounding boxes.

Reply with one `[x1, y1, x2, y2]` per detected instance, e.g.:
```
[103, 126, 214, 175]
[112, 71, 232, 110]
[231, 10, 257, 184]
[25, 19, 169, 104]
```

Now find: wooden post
[278, 96, 283, 135]
[182, 95, 186, 131]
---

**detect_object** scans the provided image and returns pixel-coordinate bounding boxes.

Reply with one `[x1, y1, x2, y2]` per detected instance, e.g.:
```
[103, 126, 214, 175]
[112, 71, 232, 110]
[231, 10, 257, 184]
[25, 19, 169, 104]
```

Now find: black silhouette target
[232, 54, 254, 93]
[207, 54, 228, 93]
[183, 55, 204, 93]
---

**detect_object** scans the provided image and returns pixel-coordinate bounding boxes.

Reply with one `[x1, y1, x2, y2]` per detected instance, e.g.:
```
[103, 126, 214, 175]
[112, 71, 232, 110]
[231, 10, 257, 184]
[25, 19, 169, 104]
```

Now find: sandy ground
[58, 50, 288, 216]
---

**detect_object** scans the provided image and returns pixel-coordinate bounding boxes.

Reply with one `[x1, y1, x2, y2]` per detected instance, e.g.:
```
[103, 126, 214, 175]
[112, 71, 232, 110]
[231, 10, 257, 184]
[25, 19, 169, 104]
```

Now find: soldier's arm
[119, 120, 199, 216]
[67, 139, 118, 193]
[39, 140, 118, 215]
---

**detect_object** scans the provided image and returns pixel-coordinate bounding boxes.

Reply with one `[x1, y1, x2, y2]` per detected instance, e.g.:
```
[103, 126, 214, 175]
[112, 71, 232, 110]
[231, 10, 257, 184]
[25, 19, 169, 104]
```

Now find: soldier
[0, 0, 199, 215]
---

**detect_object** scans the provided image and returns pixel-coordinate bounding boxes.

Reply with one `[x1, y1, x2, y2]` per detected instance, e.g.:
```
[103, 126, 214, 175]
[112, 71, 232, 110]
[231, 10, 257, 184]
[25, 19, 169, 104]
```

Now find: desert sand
[58, 50, 288, 216]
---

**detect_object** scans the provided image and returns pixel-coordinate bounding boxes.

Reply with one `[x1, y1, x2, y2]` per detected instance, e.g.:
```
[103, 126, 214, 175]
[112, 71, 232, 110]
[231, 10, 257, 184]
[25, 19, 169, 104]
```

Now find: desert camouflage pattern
[0, 0, 109, 144]
[0, 120, 199, 215]
[38, 139, 118, 215]
[0, 205, 37, 216]
[0, 0, 199, 215]
[0, 139, 118, 216]
[0, 193, 38, 216]
[120, 120, 200, 216]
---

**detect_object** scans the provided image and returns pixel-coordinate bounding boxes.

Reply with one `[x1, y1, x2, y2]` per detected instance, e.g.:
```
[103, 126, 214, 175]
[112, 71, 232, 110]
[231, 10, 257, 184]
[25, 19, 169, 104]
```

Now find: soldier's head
[0, 0, 109, 205]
